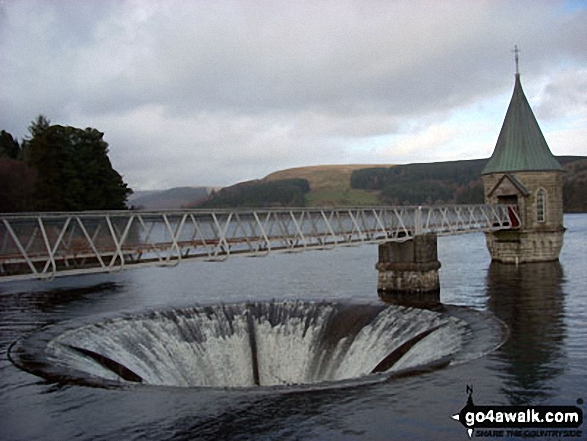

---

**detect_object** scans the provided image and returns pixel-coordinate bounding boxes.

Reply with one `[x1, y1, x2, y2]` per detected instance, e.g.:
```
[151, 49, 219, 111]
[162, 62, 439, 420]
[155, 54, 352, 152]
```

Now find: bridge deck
[0, 205, 518, 282]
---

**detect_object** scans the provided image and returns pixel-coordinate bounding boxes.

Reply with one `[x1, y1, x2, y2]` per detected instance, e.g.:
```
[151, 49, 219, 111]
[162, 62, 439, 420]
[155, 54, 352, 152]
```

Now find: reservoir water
[1, 214, 586, 440]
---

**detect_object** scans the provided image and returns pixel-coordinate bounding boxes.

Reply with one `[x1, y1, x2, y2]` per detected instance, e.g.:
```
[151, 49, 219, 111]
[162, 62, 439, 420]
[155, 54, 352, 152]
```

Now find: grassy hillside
[263, 165, 383, 206]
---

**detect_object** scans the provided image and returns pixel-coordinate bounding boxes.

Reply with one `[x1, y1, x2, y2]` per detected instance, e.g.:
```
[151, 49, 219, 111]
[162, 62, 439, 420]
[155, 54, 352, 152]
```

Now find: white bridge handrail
[0, 204, 519, 282]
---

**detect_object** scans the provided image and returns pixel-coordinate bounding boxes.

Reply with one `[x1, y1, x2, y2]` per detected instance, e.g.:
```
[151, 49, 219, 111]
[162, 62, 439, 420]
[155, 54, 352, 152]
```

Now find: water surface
[1, 214, 585, 440]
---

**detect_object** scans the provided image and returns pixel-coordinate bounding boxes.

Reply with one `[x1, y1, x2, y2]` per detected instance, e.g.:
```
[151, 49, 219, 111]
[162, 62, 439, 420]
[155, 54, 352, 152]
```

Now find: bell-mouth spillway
[9, 301, 507, 390]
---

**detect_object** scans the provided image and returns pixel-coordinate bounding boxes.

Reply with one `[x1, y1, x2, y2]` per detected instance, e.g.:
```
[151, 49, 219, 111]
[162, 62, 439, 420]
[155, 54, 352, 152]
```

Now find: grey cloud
[1, 0, 586, 189]
[535, 68, 587, 120]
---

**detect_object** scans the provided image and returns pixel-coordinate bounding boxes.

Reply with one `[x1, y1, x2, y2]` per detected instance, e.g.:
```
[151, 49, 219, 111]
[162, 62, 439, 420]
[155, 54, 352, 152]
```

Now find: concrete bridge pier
[376, 234, 441, 308]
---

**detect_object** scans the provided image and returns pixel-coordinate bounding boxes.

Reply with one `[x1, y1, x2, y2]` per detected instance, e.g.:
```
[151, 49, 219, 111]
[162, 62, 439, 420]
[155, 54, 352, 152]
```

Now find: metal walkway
[0, 204, 519, 282]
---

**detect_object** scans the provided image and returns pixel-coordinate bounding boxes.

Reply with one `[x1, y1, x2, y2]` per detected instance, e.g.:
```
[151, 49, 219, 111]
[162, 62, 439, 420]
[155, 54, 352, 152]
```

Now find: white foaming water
[43, 301, 472, 388]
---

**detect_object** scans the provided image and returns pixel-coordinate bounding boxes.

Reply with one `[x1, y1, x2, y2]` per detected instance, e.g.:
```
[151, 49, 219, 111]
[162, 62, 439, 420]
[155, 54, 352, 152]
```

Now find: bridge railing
[0, 204, 519, 281]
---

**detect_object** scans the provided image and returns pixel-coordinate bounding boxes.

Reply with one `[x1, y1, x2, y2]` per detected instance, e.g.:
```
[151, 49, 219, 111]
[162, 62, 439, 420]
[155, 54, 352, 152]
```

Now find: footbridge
[1, 204, 519, 283]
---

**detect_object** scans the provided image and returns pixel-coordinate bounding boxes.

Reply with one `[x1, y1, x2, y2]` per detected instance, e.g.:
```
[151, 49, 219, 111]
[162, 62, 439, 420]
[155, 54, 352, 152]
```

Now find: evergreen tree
[28, 115, 51, 138]
[0, 158, 36, 212]
[0, 130, 21, 159]
[199, 178, 310, 208]
[0, 129, 36, 211]
[22, 116, 132, 211]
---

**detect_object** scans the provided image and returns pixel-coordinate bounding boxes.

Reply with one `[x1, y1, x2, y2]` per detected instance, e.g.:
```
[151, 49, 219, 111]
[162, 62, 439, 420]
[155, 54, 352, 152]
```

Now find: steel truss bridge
[0, 204, 519, 282]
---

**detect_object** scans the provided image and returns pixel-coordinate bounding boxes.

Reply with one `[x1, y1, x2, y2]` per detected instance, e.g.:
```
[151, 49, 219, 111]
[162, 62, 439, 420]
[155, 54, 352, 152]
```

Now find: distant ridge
[129, 186, 215, 210]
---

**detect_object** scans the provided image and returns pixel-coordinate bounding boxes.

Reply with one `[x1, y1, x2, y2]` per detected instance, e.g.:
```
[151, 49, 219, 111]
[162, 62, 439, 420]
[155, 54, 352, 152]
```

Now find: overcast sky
[1, 0, 586, 191]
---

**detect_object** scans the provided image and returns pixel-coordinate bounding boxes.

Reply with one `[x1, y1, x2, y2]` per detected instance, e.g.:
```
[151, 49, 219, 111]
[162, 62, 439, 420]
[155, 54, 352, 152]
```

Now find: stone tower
[482, 65, 565, 263]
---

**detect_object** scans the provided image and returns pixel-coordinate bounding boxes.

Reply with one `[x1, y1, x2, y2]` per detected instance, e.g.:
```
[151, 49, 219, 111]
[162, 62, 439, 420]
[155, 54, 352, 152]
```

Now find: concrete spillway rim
[8, 300, 508, 394]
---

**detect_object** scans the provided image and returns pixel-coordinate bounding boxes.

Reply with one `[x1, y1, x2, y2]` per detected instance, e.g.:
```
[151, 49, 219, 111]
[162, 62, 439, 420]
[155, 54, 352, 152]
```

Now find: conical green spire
[482, 74, 563, 175]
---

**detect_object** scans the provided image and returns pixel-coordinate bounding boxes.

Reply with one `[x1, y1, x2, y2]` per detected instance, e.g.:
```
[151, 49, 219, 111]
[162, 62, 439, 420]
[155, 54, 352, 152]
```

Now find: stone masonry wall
[484, 230, 564, 263]
[483, 171, 564, 263]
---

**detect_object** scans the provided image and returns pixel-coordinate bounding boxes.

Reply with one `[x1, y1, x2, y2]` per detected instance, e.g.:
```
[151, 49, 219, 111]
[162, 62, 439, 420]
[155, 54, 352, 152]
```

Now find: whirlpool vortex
[9, 301, 506, 389]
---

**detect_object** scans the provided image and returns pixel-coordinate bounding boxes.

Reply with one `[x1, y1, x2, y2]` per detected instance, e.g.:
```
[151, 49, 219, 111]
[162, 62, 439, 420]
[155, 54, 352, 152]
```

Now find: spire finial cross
[512, 45, 521, 75]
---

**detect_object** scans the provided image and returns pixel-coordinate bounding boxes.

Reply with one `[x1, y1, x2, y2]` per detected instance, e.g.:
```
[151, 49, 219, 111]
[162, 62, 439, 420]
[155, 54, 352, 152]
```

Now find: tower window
[536, 188, 546, 223]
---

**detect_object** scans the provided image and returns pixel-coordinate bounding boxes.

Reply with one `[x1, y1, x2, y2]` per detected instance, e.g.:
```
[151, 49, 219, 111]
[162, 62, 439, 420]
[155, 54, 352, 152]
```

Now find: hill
[563, 158, 587, 213]
[193, 157, 587, 212]
[129, 186, 214, 210]
[263, 164, 384, 206]
[349, 156, 585, 210]
[196, 178, 310, 208]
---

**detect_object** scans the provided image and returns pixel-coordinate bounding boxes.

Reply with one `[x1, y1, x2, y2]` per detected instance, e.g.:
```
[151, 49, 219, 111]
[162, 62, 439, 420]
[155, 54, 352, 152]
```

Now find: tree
[22, 117, 132, 211]
[0, 158, 36, 212]
[455, 181, 484, 204]
[198, 179, 310, 208]
[379, 181, 453, 205]
[27, 115, 51, 138]
[0, 130, 21, 159]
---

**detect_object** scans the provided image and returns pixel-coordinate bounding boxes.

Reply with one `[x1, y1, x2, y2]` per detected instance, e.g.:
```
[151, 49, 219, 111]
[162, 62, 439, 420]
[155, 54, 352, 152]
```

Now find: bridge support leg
[376, 234, 441, 308]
